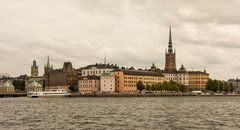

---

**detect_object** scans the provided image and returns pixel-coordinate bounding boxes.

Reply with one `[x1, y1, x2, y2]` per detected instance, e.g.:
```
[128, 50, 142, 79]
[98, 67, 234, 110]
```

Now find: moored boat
[27, 89, 71, 98]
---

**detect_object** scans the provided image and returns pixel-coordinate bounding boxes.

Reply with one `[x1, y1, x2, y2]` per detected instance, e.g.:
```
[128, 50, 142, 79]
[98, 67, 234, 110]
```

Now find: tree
[137, 81, 145, 93]
[145, 83, 151, 91]
[13, 79, 25, 92]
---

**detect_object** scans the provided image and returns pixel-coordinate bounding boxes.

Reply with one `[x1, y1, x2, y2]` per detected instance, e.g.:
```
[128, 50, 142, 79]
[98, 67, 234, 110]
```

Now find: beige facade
[163, 72, 178, 82]
[78, 76, 100, 93]
[100, 72, 115, 93]
[115, 69, 164, 93]
[177, 73, 189, 86]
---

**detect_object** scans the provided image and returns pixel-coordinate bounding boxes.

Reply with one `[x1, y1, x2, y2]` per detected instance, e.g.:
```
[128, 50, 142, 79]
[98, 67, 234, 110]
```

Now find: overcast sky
[0, 0, 240, 80]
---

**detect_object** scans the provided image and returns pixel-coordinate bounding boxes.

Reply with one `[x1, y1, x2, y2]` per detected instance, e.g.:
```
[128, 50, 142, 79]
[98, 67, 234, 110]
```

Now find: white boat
[27, 89, 71, 98]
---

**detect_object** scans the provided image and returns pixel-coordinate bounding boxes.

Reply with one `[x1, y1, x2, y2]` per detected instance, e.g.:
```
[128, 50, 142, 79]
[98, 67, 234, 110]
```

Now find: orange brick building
[114, 69, 164, 93]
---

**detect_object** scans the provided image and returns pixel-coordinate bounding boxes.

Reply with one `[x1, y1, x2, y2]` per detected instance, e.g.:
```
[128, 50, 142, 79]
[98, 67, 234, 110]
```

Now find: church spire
[47, 56, 50, 67]
[168, 25, 173, 53]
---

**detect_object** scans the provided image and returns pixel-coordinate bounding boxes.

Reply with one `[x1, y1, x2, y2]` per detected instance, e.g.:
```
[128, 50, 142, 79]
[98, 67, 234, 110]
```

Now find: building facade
[115, 69, 165, 93]
[188, 71, 209, 91]
[78, 76, 100, 93]
[45, 62, 78, 90]
[100, 72, 115, 93]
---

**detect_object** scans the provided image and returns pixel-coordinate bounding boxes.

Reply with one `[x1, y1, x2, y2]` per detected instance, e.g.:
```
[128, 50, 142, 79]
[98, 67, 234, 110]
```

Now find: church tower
[165, 26, 176, 71]
[44, 56, 53, 76]
[31, 60, 38, 77]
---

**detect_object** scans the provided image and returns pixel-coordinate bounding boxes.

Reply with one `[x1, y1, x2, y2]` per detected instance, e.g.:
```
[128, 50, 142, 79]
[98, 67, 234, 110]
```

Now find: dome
[2, 81, 14, 88]
[179, 64, 187, 72]
[28, 80, 42, 87]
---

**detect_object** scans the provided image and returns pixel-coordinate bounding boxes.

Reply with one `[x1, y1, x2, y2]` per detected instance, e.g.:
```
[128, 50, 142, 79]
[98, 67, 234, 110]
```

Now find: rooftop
[115, 69, 164, 77]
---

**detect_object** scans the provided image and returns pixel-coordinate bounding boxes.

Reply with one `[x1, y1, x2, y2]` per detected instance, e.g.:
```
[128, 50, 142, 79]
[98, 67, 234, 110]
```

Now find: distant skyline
[0, 0, 240, 80]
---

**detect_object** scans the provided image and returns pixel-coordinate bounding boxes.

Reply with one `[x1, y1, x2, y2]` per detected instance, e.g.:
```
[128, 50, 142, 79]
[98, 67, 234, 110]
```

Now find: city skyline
[0, 0, 240, 80]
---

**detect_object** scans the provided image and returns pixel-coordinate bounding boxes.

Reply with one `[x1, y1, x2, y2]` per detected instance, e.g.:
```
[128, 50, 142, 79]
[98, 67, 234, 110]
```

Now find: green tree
[137, 81, 145, 93]
[13, 79, 25, 92]
[145, 84, 151, 91]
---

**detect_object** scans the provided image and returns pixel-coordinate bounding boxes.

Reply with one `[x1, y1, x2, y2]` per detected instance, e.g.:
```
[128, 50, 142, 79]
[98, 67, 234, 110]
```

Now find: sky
[0, 0, 240, 80]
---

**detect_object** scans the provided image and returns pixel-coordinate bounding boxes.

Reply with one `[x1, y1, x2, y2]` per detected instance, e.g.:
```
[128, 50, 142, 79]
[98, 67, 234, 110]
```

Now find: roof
[188, 71, 209, 75]
[115, 69, 164, 77]
[161, 70, 178, 74]
[101, 72, 114, 76]
[78, 63, 119, 70]
[28, 76, 44, 82]
[27, 80, 42, 87]
[79, 75, 100, 80]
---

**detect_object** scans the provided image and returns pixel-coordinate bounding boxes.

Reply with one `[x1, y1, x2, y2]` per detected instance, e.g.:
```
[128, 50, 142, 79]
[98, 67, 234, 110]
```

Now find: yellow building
[78, 76, 100, 93]
[114, 69, 165, 93]
[0, 81, 15, 93]
[188, 71, 209, 91]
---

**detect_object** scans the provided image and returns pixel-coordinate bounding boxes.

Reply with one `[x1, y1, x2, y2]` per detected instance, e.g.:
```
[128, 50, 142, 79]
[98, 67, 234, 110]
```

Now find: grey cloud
[0, 0, 240, 80]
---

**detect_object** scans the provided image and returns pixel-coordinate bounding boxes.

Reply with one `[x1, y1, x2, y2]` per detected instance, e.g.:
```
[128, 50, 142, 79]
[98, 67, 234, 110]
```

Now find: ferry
[27, 89, 71, 98]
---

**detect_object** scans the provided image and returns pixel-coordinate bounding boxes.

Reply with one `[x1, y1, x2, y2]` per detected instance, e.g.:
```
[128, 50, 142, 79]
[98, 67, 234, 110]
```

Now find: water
[1, 97, 240, 130]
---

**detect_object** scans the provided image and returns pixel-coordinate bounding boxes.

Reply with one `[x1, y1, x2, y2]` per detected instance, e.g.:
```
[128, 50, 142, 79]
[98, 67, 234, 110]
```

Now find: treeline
[206, 79, 234, 93]
[137, 81, 187, 93]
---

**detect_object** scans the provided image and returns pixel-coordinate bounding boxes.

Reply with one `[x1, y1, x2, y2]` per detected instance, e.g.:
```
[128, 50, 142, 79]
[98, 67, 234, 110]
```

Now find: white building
[100, 72, 115, 93]
[78, 63, 119, 77]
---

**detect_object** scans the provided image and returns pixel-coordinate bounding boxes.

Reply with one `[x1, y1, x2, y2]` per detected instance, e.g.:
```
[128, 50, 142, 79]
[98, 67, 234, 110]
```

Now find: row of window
[82, 69, 111, 75]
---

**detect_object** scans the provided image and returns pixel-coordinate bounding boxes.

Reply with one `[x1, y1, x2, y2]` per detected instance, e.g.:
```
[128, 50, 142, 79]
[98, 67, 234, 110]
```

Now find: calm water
[1, 97, 240, 130]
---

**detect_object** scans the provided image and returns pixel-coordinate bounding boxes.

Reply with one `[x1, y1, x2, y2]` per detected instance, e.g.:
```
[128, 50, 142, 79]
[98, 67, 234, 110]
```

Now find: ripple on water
[1, 97, 240, 129]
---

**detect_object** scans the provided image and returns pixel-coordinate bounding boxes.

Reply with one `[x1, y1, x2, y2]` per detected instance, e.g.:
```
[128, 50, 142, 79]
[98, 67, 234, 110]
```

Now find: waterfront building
[228, 78, 240, 92]
[78, 75, 100, 93]
[0, 80, 15, 93]
[100, 72, 115, 93]
[78, 63, 119, 77]
[114, 69, 165, 93]
[188, 70, 209, 91]
[26, 80, 43, 92]
[31, 60, 38, 77]
[44, 56, 53, 76]
[45, 62, 78, 90]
